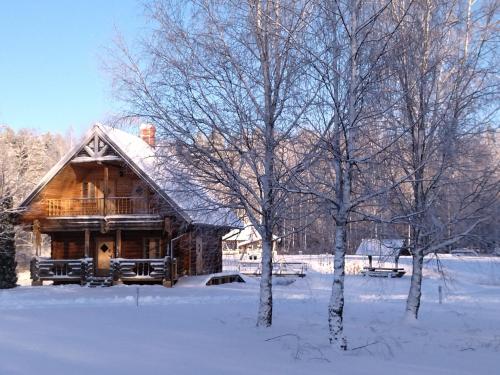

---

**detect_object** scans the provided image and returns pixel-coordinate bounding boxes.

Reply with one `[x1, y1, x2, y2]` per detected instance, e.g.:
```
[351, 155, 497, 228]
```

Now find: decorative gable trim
[72, 133, 121, 163]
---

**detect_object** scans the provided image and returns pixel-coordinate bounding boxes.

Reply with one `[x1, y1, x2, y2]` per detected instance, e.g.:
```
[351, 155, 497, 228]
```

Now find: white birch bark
[257, 234, 274, 326]
[328, 221, 348, 348]
[405, 247, 424, 320]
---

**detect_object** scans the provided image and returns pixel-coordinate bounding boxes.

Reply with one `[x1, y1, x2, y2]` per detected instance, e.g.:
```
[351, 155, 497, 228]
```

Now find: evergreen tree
[0, 195, 17, 288]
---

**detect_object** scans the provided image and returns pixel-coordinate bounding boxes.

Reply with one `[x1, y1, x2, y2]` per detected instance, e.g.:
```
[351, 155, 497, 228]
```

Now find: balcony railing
[46, 197, 156, 217]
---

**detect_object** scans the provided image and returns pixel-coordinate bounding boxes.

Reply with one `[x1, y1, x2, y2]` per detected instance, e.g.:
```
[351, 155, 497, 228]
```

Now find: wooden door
[195, 235, 203, 274]
[96, 239, 114, 276]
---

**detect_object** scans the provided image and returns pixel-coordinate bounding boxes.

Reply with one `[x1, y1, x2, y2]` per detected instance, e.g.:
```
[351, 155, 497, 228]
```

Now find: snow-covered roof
[356, 239, 405, 257]
[222, 225, 278, 248]
[19, 123, 240, 228]
[223, 226, 261, 242]
[223, 227, 253, 242]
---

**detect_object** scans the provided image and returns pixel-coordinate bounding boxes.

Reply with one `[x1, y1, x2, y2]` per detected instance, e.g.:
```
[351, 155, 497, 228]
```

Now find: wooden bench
[361, 266, 406, 278]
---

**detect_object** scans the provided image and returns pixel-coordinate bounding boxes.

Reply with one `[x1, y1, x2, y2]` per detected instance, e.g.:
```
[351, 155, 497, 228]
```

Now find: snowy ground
[1, 256, 499, 375]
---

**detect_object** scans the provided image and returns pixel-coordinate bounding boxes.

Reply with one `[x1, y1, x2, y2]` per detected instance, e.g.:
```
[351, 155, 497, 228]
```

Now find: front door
[96, 239, 114, 276]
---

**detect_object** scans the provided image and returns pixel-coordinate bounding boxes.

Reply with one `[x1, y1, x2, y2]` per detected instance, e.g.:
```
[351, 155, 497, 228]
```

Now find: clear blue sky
[0, 0, 146, 136]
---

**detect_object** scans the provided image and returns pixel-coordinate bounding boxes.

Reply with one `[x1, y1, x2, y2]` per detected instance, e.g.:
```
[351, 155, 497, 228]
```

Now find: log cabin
[18, 123, 238, 286]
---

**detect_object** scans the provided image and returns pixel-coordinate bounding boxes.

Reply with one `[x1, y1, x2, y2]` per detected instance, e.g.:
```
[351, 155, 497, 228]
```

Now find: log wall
[121, 230, 164, 259]
[174, 228, 223, 276]
[200, 228, 223, 274]
[51, 232, 86, 259]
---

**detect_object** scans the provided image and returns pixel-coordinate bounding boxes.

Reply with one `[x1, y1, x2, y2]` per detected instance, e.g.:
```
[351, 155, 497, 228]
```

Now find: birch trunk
[257, 233, 273, 326]
[405, 247, 424, 320]
[328, 221, 348, 350]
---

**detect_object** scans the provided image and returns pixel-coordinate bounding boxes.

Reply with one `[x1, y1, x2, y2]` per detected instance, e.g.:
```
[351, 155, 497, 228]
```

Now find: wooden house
[18, 124, 238, 286]
[222, 225, 279, 260]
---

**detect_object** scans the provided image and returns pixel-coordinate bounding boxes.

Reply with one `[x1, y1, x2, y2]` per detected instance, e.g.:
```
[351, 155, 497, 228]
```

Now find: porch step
[87, 276, 113, 287]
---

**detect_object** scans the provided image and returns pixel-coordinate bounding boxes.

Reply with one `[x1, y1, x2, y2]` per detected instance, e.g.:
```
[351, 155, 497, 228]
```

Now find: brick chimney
[140, 124, 156, 147]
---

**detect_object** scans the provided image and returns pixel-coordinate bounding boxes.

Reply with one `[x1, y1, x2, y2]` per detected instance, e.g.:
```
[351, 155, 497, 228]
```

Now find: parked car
[450, 248, 480, 256]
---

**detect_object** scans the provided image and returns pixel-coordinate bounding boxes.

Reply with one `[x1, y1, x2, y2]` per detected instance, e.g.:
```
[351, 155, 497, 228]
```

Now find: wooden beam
[94, 134, 99, 155]
[84, 145, 95, 157]
[103, 165, 109, 215]
[98, 144, 108, 156]
[84, 229, 90, 257]
[71, 156, 122, 164]
[116, 229, 122, 258]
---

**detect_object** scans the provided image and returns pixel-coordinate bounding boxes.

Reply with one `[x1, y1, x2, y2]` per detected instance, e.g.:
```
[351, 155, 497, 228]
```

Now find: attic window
[135, 186, 144, 195]
[82, 181, 96, 198]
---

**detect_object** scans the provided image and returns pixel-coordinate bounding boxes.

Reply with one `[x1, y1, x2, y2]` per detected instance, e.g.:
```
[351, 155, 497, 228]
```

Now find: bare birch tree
[108, 0, 316, 327]
[383, 0, 499, 320]
[291, 0, 411, 349]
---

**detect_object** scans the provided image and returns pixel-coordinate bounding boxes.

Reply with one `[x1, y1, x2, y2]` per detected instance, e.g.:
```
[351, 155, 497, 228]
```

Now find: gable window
[82, 181, 96, 199]
[143, 238, 161, 259]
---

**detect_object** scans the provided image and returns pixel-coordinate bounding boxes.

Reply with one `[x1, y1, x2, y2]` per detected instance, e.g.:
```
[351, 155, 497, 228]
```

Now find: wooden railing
[238, 261, 306, 277]
[111, 257, 178, 286]
[30, 257, 94, 285]
[46, 197, 156, 216]
[111, 257, 177, 281]
[106, 197, 156, 215]
[30, 256, 177, 286]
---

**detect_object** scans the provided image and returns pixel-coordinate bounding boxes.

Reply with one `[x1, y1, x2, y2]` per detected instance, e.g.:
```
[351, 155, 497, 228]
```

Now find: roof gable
[74, 132, 120, 161]
[19, 124, 239, 228]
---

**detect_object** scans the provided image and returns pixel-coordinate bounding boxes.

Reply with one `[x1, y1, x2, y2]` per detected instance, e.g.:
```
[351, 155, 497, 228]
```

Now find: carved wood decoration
[73, 134, 121, 163]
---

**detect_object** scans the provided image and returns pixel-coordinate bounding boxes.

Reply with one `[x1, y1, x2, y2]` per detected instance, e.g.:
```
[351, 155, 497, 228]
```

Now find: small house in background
[18, 123, 238, 287]
[356, 238, 408, 278]
[222, 225, 279, 261]
[223, 224, 306, 278]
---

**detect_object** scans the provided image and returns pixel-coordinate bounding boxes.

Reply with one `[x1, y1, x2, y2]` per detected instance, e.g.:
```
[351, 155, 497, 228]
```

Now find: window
[144, 238, 161, 259]
[82, 181, 96, 198]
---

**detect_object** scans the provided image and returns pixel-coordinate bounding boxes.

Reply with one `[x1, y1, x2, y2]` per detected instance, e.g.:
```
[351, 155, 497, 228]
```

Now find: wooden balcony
[46, 197, 156, 217]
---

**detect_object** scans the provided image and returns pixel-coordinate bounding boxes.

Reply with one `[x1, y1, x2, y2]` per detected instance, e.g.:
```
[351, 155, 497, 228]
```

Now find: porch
[30, 256, 179, 287]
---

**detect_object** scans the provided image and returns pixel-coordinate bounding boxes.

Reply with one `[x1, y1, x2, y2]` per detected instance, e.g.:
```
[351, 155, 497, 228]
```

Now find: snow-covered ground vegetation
[1, 255, 499, 374]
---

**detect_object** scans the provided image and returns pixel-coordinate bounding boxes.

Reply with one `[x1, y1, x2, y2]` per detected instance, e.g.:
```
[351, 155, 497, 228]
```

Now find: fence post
[30, 257, 43, 286]
[163, 256, 173, 287]
[112, 259, 123, 285]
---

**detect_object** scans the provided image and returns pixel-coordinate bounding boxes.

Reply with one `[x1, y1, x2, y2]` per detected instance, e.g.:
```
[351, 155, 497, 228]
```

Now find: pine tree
[0, 195, 17, 288]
